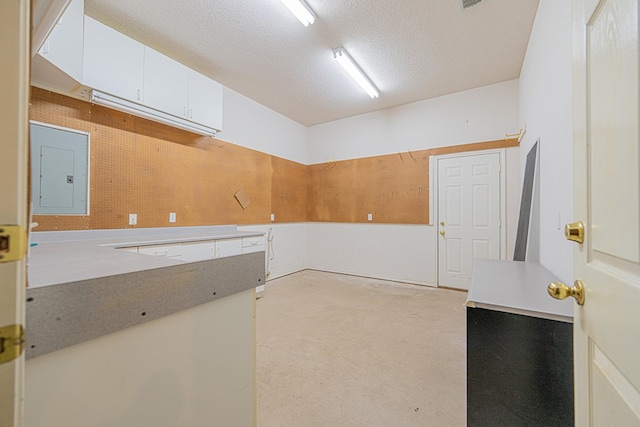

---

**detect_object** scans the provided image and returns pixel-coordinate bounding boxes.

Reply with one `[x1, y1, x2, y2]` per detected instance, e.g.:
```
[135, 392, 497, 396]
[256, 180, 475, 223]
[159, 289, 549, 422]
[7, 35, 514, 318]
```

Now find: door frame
[0, 1, 30, 426]
[430, 148, 507, 287]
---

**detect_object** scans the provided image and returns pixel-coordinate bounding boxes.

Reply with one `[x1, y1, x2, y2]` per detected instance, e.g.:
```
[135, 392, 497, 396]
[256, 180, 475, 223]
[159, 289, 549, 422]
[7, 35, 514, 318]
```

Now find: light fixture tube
[280, 0, 315, 26]
[91, 90, 217, 136]
[333, 47, 379, 98]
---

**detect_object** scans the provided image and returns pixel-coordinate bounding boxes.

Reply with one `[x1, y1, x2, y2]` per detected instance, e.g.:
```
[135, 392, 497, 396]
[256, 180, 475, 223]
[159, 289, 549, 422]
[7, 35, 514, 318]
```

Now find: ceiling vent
[462, 0, 482, 8]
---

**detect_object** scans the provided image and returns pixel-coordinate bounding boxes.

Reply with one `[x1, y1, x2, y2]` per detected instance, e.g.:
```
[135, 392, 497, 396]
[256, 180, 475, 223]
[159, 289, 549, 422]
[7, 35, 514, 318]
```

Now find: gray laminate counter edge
[28, 225, 264, 288]
[25, 226, 265, 359]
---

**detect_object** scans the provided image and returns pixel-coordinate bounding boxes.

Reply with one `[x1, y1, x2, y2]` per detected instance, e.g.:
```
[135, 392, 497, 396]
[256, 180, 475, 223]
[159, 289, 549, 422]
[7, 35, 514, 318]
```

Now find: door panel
[573, 0, 640, 424]
[0, 0, 29, 425]
[437, 152, 501, 289]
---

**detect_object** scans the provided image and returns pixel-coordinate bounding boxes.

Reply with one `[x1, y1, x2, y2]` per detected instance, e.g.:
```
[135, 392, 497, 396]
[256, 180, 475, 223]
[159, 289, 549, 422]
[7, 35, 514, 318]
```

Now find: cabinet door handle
[136, 89, 141, 101]
[183, 106, 187, 117]
[189, 108, 193, 119]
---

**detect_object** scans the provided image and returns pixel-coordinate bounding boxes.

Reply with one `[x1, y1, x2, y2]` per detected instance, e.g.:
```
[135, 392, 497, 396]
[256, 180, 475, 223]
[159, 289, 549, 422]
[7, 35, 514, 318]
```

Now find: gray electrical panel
[30, 122, 89, 215]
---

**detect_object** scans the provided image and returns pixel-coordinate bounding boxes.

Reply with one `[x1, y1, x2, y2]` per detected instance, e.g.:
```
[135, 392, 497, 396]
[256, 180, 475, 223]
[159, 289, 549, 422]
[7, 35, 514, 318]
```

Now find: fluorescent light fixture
[91, 90, 218, 137]
[333, 47, 379, 98]
[280, 0, 315, 26]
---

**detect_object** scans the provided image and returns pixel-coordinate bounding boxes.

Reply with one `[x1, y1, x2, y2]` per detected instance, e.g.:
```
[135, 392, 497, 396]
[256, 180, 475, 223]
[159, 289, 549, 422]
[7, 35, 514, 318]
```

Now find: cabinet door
[83, 16, 144, 102]
[32, 0, 84, 89]
[181, 241, 215, 262]
[188, 70, 223, 131]
[214, 239, 243, 258]
[143, 47, 189, 118]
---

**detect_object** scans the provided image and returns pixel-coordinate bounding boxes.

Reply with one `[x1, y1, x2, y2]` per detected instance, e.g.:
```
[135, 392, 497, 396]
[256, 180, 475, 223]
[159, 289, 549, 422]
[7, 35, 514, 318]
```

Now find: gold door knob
[565, 221, 584, 244]
[440, 221, 445, 226]
[440, 230, 445, 236]
[547, 280, 585, 305]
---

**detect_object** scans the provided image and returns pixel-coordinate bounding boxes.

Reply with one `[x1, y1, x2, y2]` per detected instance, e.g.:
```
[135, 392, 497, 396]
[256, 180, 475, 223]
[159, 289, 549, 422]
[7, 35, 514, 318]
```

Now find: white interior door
[571, 0, 640, 425]
[0, 1, 30, 426]
[437, 152, 501, 290]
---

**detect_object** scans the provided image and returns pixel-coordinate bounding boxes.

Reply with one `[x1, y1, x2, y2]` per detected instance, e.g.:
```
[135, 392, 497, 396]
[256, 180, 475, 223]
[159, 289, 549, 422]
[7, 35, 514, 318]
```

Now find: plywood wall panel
[271, 156, 307, 223]
[307, 140, 518, 224]
[30, 88, 273, 231]
[30, 89, 517, 230]
[307, 150, 431, 224]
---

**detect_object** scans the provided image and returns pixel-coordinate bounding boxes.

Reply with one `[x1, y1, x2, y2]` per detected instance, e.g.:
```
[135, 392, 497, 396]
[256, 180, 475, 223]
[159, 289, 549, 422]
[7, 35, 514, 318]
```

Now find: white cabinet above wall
[143, 47, 189, 118]
[31, 0, 84, 93]
[142, 48, 224, 132]
[31, 11, 224, 136]
[188, 69, 224, 132]
[82, 16, 144, 103]
[82, 18, 223, 135]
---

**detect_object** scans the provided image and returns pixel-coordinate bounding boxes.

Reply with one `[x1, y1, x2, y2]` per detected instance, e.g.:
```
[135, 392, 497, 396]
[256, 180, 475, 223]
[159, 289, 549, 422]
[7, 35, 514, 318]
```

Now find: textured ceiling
[84, 0, 540, 126]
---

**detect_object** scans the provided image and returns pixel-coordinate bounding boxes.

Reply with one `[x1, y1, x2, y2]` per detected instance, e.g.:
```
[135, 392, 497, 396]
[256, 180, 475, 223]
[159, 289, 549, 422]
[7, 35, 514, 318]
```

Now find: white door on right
[572, 0, 640, 425]
[437, 152, 501, 290]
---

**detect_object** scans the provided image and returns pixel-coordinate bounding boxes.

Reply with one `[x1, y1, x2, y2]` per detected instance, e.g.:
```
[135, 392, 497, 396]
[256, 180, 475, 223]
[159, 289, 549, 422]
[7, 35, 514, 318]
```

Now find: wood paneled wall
[30, 88, 517, 230]
[307, 139, 518, 224]
[30, 88, 306, 230]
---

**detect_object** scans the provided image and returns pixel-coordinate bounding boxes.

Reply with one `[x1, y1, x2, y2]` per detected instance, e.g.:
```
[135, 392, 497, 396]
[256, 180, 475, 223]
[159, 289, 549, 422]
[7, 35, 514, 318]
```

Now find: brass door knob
[565, 221, 584, 244]
[439, 230, 445, 236]
[440, 221, 445, 226]
[547, 280, 585, 305]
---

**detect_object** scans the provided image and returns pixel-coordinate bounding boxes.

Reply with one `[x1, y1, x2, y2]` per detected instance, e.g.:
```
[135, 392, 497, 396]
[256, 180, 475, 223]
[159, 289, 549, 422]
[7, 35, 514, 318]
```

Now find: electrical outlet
[271, 213, 275, 222]
[129, 214, 137, 225]
[367, 213, 373, 221]
[169, 212, 176, 223]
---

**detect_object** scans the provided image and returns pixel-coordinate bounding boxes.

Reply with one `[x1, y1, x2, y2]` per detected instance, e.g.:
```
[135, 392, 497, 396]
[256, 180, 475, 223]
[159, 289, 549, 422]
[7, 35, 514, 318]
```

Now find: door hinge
[0, 324, 25, 364]
[0, 225, 27, 263]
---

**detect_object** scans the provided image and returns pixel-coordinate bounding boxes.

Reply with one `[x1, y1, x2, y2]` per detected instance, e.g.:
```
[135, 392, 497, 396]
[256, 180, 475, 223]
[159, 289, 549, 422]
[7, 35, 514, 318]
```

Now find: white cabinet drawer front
[242, 245, 265, 254]
[242, 236, 265, 248]
[138, 244, 181, 258]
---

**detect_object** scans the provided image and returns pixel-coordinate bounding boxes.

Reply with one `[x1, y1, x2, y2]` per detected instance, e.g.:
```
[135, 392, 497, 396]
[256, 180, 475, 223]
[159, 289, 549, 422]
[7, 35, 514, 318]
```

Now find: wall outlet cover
[169, 212, 176, 223]
[367, 213, 373, 221]
[271, 213, 275, 222]
[129, 213, 137, 225]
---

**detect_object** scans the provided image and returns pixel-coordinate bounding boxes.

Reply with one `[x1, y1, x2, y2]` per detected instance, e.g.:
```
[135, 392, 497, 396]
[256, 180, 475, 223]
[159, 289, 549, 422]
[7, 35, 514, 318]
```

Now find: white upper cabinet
[142, 47, 189, 118]
[83, 16, 144, 102]
[31, 0, 84, 92]
[188, 70, 224, 131]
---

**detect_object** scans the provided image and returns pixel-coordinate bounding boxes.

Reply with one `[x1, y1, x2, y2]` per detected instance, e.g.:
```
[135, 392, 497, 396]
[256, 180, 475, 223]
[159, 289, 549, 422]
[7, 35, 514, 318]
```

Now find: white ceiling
[84, 0, 540, 127]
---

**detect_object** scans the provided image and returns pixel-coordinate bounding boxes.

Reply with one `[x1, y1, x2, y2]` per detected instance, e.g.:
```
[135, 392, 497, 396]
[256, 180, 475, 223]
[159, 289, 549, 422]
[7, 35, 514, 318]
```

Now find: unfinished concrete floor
[256, 270, 467, 426]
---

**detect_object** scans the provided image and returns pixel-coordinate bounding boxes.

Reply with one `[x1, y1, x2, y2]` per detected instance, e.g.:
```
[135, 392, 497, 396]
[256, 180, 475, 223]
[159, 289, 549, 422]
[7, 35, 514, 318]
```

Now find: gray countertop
[28, 225, 264, 288]
[466, 259, 573, 322]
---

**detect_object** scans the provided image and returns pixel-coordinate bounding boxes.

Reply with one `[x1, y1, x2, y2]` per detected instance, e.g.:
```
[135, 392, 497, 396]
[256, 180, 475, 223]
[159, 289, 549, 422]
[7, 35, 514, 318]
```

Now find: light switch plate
[367, 213, 373, 221]
[169, 212, 176, 223]
[129, 214, 137, 225]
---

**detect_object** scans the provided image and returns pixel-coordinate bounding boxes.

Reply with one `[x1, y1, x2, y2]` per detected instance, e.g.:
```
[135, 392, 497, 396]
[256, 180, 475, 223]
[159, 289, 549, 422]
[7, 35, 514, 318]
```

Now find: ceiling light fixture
[332, 47, 379, 98]
[279, 0, 315, 27]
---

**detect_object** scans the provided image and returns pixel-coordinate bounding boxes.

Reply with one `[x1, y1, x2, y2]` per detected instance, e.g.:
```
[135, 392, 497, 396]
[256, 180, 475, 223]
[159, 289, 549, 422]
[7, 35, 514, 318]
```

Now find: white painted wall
[238, 223, 308, 281]
[218, 87, 308, 164]
[25, 289, 255, 427]
[518, 0, 573, 283]
[307, 79, 519, 164]
[305, 80, 521, 286]
[307, 223, 437, 286]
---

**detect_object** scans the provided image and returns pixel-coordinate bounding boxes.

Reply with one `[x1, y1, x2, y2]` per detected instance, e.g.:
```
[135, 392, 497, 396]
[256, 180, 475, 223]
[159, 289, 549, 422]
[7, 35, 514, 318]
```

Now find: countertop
[466, 259, 573, 322]
[28, 225, 264, 288]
